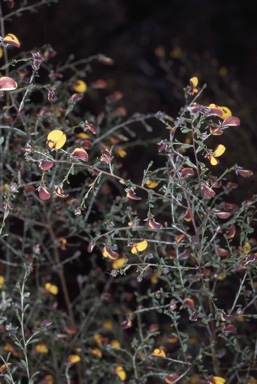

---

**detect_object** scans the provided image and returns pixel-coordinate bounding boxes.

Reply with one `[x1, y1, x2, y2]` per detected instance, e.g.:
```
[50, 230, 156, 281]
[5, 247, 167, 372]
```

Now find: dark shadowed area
[6, 2, 256, 97]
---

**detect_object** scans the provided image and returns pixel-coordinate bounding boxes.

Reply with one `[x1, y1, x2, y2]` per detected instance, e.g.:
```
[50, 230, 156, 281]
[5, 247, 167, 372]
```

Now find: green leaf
[20, 360, 27, 369]
[30, 371, 40, 380]
[24, 303, 30, 313]
[27, 338, 40, 344]
[14, 340, 22, 349]
[3, 374, 14, 383]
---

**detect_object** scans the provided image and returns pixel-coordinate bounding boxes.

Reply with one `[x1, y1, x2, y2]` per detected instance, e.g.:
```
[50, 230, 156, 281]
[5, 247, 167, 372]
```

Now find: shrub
[0, 2, 257, 384]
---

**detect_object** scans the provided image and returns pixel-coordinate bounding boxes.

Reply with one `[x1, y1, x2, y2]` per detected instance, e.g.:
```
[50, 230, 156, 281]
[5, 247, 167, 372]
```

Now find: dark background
[4, 0, 257, 173]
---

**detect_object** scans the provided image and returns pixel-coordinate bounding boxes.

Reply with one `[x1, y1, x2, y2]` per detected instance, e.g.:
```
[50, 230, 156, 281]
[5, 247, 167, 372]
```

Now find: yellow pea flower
[72, 80, 87, 93]
[208, 144, 226, 166]
[112, 257, 126, 269]
[212, 376, 226, 384]
[67, 354, 81, 365]
[0, 276, 5, 289]
[145, 179, 159, 189]
[110, 339, 121, 348]
[131, 240, 148, 254]
[114, 366, 126, 382]
[47, 129, 66, 150]
[44, 283, 58, 295]
[220, 106, 232, 120]
[3, 33, 20, 48]
[151, 348, 166, 358]
[35, 342, 49, 354]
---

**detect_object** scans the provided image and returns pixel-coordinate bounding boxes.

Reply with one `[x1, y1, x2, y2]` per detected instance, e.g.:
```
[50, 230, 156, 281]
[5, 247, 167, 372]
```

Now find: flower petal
[151, 348, 166, 358]
[71, 147, 89, 162]
[213, 144, 226, 158]
[38, 186, 51, 200]
[131, 240, 148, 254]
[3, 33, 20, 48]
[102, 246, 119, 260]
[47, 130, 66, 150]
[72, 80, 87, 93]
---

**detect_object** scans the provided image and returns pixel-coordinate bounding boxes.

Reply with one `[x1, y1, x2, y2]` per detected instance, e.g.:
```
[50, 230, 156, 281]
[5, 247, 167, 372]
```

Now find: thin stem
[19, 71, 36, 112]
[19, 274, 31, 379]
[230, 272, 247, 313]
[3, 0, 57, 21]
[92, 113, 157, 145]
[45, 211, 75, 326]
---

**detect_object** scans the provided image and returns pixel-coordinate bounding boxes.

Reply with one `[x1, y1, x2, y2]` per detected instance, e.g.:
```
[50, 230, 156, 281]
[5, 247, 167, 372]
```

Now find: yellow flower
[189, 76, 199, 94]
[110, 339, 121, 348]
[217, 273, 227, 281]
[44, 282, 58, 295]
[114, 366, 126, 382]
[208, 144, 226, 166]
[77, 132, 90, 139]
[3, 33, 20, 48]
[212, 376, 226, 384]
[220, 106, 231, 120]
[102, 320, 113, 330]
[131, 240, 148, 254]
[243, 242, 251, 254]
[102, 246, 119, 260]
[190, 76, 198, 88]
[35, 342, 49, 354]
[72, 80, 87, 93]
[93, 333, 103, 348]
[0, 275, 5, 289]
[47, 129, 66, 150]
[145, 179, 159, 189]
[90, 348, 102, 358]
[0, 48, 3, 59]
[151, 348, 166, 358]
[67, 354, 81, 365]
[112, 257, 126, 269]
[117, 147, 127, 158]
